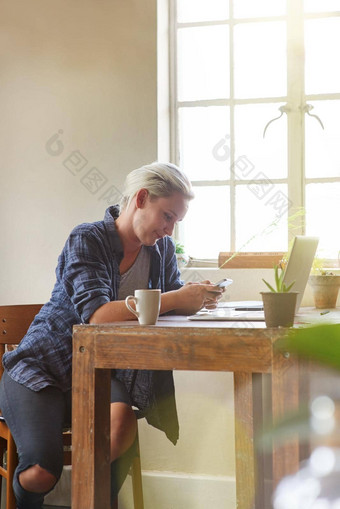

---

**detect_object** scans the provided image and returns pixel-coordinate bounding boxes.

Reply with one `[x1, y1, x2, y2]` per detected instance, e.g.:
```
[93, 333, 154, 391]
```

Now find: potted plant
[175, 241, 189, 269]
[308, 263, 340, 309]
[261, 264, 298, 327]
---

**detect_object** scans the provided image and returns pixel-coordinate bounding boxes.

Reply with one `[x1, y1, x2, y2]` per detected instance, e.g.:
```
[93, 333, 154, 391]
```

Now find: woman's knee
[111, 403, 137, 433]
[19, 464, 58, 493]
[110, 403, 137, 460]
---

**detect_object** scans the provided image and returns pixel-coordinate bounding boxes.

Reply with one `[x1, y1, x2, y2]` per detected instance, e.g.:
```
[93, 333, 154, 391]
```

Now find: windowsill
[184, 252, 285, 269]
[185, 258, 218, 268]
[184, 255, 340, 271]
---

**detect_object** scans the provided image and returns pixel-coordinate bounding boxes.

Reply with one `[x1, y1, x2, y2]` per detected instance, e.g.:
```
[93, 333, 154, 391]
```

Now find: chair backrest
[0, 305, 43, 377]
[0, 304, 74, 468]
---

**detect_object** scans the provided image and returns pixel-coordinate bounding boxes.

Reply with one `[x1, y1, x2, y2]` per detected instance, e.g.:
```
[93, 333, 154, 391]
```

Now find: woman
[0, 162, 223, 509]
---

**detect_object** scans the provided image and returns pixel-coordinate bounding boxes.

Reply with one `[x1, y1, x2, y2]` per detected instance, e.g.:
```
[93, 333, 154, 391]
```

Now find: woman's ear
[135, 188, 149, 209]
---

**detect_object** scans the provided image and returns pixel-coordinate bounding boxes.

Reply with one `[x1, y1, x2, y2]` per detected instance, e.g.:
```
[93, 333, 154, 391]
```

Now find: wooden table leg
[298, 360, 311, 463]
[72, 331, 111, 509]
[234, 372, 265, 509]
[271, 350, 300, 488]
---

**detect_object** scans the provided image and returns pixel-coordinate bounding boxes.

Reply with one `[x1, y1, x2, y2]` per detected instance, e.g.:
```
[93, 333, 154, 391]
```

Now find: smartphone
[214, 278, 233, 288]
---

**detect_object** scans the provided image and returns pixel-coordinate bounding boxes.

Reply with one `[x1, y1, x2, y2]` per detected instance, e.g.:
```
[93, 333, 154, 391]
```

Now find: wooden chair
[0, 304, 144, 509]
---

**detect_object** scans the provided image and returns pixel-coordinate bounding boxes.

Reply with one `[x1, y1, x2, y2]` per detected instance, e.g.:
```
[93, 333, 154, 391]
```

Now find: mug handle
[125, 295, 139, 318]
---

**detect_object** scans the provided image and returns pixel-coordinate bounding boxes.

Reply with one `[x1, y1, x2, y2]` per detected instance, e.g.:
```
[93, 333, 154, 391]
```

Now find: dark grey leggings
[0, 370, 137, 509]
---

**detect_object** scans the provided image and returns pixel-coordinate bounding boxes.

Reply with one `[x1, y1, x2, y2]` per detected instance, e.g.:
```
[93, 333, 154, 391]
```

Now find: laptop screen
[283, 235, 319, 311]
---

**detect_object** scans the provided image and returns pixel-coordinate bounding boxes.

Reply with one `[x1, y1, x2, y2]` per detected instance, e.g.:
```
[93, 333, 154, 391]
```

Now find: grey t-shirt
[118, 246, 151, 300]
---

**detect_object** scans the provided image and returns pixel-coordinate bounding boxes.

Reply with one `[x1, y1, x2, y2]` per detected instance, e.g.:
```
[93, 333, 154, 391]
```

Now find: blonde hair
[120, 162, 194, 211]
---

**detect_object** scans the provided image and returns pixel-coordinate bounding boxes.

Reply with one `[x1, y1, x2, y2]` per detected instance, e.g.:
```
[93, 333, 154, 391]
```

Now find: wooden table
[71, 316, 303, 509]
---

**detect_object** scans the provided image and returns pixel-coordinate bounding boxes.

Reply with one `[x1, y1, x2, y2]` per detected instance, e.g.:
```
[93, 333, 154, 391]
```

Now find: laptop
[188, 235, 319, 321]
[282, 235, 319, 312]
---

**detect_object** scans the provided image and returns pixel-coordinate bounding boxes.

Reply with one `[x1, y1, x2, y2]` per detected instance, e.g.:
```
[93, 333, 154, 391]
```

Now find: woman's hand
[172, 280, 224, 315]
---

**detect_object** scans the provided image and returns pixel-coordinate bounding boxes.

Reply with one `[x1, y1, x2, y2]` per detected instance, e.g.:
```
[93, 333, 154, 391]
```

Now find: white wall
[0, 0, 157, 305]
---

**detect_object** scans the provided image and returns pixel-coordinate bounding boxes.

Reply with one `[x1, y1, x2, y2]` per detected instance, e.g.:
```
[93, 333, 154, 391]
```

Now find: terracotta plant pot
[260, 292, 299, 328]
[308, 275, 340, 309]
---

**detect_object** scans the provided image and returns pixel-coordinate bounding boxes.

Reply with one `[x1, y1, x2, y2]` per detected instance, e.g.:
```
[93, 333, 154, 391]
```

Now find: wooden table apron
[71, 321, 300, 509]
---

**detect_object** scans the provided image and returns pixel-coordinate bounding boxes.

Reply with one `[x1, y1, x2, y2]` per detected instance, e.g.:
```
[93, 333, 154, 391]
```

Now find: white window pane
[179, 106, 230, 181]
[304, 0, 340, 13]
[305, 183, 340, 257]
[234, 22, 286, 99]
[177, 0, 229, 23]
[177, 26, 229, 101]
[235, 183, 289, 251]
[234, 104, 287, 179]
[182, 186, 230, 258]
[233, 0, 286, 18]
[305, 18, 340, 95]
[305, 100, 340, 179]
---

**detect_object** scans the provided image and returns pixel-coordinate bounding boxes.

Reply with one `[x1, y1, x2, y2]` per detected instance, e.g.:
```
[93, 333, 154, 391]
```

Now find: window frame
[170, 0, 340, 264]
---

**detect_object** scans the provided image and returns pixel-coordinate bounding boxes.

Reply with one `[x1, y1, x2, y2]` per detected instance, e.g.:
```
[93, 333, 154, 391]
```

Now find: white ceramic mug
[125, 289, 161, 325]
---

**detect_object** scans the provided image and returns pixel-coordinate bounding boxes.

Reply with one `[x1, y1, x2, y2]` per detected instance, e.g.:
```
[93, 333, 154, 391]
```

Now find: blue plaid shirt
[3, 206, 182, 437]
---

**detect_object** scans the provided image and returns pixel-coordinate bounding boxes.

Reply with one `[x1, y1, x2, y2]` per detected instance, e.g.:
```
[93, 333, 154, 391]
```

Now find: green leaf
[274, 265, 281, 291]
[282, 280, 295, 293]
[278, 266, 285, 291]
[276, 324, 340, 371]
[261, 324, 340, 449]
[260, 405, 311, 451]
[175, 241, 185, 254]
[262, 278, 276, 292]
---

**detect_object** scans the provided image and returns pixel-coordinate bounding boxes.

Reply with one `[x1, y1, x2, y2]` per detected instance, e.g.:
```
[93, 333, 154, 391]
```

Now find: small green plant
[262, 264, 295, 293]
[175, 241, 185, 254]
[311, 255, 336, 276]
[311, 255, 325, 275]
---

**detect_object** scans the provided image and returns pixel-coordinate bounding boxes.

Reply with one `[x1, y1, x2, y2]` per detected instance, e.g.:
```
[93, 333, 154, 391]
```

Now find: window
[171, 0, 340, 261]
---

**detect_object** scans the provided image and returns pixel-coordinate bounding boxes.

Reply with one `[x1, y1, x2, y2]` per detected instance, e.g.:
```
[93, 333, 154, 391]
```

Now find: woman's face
[133, 191, 189, 246]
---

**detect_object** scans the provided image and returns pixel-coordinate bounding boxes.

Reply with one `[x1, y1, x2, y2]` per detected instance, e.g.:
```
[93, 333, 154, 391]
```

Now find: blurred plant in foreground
[271, 323, 340, 509]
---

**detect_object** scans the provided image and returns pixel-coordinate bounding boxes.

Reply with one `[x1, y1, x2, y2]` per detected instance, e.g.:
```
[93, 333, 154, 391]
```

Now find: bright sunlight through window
[172, 0, 340, 261]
